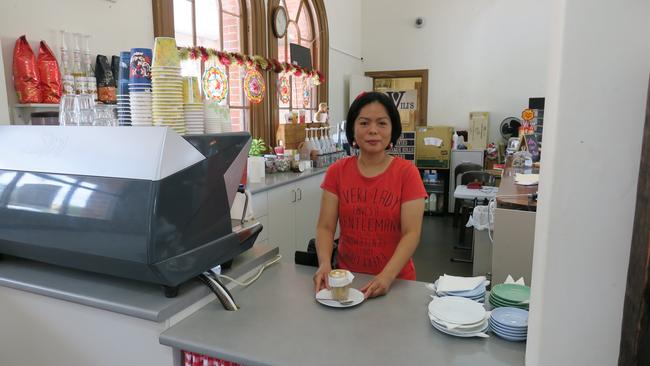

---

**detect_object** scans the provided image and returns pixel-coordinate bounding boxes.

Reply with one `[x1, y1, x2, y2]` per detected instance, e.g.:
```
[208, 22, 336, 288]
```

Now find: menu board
[389, 131, 416, 162]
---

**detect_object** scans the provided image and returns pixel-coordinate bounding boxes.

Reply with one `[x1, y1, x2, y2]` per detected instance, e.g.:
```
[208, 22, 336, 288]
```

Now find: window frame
[152, 0, 328, 144]
[153, 0, 254, 133]
[267, 0, 328, 147]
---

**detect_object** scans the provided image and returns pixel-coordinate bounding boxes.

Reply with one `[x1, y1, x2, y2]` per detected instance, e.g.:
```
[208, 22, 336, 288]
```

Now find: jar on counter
[275, 155, 291, 172]
[264, 155, 277, 174]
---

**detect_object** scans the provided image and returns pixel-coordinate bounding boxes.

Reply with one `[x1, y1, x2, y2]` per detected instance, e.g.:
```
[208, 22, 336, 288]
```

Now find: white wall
[0, 50, 10, 122]
[361, 0, 549, 142]
[324, 0, 364, 126]
[526, 0, 650, 365]
[0, 0, 154, 123]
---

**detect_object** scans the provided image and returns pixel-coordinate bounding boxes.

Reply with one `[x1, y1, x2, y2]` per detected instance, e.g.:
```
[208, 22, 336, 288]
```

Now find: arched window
[172, 0, 250, 132]
[268, 0, 328, 145]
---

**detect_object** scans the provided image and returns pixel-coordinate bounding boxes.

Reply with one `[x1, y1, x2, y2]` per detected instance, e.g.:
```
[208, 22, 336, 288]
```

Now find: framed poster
[523, 134, 540, 162]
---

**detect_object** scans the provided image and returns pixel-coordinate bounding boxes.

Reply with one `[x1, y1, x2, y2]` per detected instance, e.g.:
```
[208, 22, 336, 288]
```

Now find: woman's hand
[313, 263, 332, 293]
[360, 272, 395, 299]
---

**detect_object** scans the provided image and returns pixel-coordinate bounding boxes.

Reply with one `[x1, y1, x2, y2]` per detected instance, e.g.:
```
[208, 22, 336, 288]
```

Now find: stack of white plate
[434, 279, 487, 303]
[428, 296, 489, 338]
[151, 37, 184, 135]
[184, 103, 204, 135]
[488, 307, 528, 342]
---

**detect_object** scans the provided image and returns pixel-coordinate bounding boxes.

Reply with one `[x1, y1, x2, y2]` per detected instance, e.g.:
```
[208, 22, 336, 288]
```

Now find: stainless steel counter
[160, 263, 525, 366]
[0, 244, 279, 322]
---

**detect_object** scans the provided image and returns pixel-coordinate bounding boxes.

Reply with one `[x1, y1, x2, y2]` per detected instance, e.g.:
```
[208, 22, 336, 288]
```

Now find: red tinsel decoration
[232, 53, 244, 66]
[178, 46, 324, 85]
[269, 58, 283, 73]
[198, 46, 209, 62]
[217, 52, 231, 66]
[283, 63, 293, 73]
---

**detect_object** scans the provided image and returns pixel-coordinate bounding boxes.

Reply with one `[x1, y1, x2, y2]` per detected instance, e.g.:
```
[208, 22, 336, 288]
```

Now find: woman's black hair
[345, 91, 402, 149]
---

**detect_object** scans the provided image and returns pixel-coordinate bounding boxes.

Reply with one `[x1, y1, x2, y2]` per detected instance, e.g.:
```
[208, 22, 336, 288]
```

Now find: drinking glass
[77, 94, 95, 126]
[93, 104, 117, 126]
[59, 94, 79, 126]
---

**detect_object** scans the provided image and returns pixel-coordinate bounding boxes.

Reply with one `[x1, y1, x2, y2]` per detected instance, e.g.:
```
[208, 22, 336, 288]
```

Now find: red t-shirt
[320, 156, 427, 280]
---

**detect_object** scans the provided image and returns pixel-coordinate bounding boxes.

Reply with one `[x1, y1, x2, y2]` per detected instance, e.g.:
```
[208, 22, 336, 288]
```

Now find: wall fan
[500, 117, 522, 140]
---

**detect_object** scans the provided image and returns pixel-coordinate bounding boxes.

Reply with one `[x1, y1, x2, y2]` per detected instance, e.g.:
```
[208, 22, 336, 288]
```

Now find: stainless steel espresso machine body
[0, 126, 259, 297]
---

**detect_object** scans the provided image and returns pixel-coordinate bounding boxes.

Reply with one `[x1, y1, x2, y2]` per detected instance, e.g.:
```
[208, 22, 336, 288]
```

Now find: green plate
[491, 284, 531, 303]
[490, 294, 528, 306]
[489, 296, 529, 310]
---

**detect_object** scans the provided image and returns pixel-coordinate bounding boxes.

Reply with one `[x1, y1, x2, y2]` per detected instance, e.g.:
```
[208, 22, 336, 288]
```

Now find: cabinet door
[251, 191, 269, 244]
[267, 184, 297, 258]
[294, 175, 324, 252]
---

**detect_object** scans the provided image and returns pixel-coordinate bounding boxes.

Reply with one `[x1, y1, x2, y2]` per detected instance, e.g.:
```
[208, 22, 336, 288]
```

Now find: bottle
[430, 193, 437, 213]
[452, 132, 459, 150]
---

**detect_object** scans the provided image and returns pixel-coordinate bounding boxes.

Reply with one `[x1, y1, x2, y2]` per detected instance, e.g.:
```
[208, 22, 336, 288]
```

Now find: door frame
[364, 69, 428, 127]
[618, 77, 650, 365]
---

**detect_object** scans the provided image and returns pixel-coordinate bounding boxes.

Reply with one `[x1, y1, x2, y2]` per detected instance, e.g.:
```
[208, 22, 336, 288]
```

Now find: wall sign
[385, 90, 418, 111]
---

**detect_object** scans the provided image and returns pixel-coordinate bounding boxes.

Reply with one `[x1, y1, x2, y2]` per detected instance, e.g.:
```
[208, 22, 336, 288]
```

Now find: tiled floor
[412, 214, 473, 282]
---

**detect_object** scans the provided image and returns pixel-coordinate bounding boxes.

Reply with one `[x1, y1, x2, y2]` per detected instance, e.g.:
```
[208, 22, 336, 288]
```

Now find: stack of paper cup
[183, 76, 204, 135]
[151, 37, 185, 135]
[204, 100, 232, 134]
[116, 51, 131, 126]
[128, 48, 153, 126]
[204, 100, 223, 134]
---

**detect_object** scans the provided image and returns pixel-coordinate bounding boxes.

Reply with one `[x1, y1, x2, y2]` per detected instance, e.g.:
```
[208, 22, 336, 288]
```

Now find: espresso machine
[0, 126, 261, 301]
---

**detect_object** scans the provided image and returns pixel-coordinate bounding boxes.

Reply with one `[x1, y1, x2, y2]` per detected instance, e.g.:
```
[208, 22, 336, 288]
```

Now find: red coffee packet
[13, 35, 41, 103]
[37, 41, 62, 103]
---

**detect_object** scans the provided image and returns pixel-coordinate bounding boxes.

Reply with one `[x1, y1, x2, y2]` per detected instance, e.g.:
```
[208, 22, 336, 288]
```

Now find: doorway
[364, 69, 429, 130]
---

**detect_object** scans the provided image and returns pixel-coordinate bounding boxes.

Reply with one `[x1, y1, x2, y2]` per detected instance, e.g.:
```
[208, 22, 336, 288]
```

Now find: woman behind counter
[313, 92, 427, 299]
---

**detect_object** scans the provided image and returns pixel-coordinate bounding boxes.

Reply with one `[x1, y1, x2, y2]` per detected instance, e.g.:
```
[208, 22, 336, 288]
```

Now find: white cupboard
[251, 172, 325, 259]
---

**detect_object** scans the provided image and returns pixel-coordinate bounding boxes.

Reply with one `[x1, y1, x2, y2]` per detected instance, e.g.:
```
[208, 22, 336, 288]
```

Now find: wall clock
[272, 6, 288, 38]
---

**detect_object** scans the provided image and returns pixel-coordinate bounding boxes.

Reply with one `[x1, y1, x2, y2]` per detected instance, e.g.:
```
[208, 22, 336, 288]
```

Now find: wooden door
[618, 78, 650, 365]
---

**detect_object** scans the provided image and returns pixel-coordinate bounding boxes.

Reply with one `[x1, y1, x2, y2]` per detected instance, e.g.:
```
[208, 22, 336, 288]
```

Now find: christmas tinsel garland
[178, 46, 324, 86]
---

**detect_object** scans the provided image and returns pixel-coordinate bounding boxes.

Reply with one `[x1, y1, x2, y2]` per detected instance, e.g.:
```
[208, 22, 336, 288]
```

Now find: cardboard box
[276, 124, 306, 149]
[415, 126, 452, 169]
[468, 112, 489, 150]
